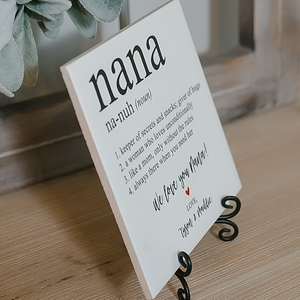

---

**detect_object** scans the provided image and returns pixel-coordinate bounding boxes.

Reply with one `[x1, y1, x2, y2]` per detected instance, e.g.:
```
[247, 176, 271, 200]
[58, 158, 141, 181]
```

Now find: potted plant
[0, 0, 124, 98]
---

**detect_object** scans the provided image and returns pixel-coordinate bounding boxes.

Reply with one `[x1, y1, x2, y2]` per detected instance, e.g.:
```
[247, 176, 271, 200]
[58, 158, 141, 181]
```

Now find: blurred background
[0, 0, 239, 107]
[1, 0, 299, 194]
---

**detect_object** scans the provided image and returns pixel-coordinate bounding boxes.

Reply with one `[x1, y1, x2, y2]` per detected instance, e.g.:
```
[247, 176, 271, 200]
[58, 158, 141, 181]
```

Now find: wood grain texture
[239, 0, 254, 49]
[277, 0, 300, 105]
[1, 99, 300, 300]
[0, 91, 79, 152]
[202, 47, 255, 94]
[213, 80, 278, 123]
[0, 93, 93, 195]
[254, 0, 280, 81]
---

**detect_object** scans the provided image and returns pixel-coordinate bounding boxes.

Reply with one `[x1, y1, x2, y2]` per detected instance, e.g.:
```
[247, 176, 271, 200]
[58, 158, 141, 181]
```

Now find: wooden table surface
[1, 100, 300, 300]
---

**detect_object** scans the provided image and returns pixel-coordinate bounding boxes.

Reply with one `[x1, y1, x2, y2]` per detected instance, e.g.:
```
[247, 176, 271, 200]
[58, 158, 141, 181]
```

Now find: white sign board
[61, 1, 241, 298]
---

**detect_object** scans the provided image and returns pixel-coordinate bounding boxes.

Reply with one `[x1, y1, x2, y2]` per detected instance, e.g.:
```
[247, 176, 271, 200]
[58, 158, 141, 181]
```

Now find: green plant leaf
[13, 5, 38, 86]
[37, 13, 64, 39]
[0, 38, 24, 97]
[0, 0, 17, 51]
[43, 12, 64, 31]
[17, 0, 32, 4]
[0, 81, 14, 98]
[25, 0, 71, 20]
[67, 0, 97, 39]
[79, 0, 124, 23]
[25, 3, 55, 21]
[25, 8, 47, 22]
[38, 21, 60, 39]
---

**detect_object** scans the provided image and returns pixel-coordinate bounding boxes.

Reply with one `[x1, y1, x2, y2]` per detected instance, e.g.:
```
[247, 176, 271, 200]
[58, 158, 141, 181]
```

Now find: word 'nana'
[90, 35, 166, 112]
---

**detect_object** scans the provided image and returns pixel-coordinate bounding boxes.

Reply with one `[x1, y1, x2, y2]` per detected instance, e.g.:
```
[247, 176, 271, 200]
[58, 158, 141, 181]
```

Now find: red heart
[185, 187, 190, 196]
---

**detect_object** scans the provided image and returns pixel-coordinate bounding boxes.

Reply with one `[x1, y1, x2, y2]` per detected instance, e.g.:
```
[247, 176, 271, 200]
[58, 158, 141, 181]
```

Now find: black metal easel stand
[174, 195, 241, 300]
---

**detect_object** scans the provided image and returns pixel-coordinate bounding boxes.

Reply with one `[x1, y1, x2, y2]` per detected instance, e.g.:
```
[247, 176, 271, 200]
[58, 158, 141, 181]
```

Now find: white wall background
[123, 0, 238, 55]
[0, 0, 238, 107]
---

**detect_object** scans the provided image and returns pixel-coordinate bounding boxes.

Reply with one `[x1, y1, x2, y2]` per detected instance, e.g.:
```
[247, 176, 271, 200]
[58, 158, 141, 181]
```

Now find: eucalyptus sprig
[0, 0, 124, 98]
